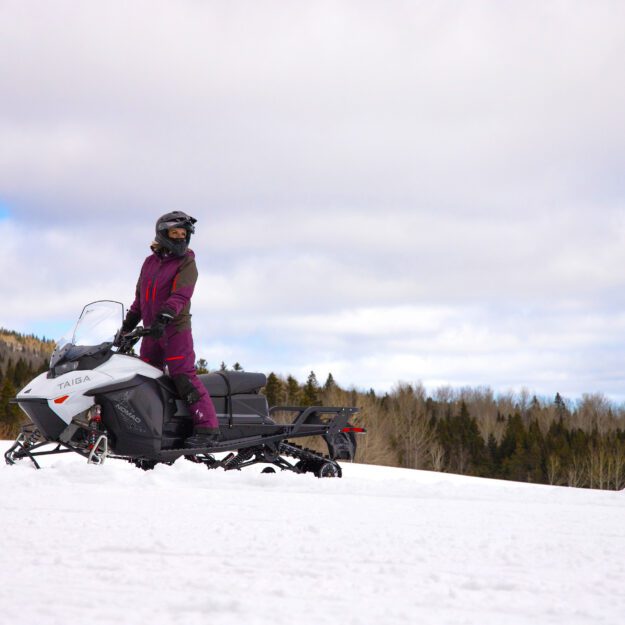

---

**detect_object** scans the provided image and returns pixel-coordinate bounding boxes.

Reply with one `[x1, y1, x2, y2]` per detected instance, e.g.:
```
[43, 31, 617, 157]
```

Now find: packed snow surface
[1, 441, 624, 625]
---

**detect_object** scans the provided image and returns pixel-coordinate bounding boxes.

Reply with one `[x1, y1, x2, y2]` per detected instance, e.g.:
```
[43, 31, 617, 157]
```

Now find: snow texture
[1, 441, 624, 625]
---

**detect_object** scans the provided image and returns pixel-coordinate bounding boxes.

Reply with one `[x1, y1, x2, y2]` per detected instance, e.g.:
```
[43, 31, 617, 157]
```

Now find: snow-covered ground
[1, 441, 624, 625]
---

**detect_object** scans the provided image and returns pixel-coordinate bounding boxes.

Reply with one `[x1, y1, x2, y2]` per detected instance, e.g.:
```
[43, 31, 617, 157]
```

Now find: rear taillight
[342, 427, 366, 433]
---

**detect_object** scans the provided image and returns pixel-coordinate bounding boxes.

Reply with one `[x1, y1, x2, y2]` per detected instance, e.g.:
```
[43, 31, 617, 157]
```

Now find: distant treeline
[258, 369, 625, 491]
[0, 354, 49, 438]
[0, 330, 52, 438]
[3, 342, 625, 491]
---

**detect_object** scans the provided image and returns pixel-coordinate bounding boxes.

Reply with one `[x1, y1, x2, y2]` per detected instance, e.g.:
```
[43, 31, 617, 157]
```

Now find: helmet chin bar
[157, 234, 189, 256]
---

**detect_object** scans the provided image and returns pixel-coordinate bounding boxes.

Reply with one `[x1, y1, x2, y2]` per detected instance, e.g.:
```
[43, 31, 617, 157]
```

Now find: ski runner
[118, 211, 220, 447]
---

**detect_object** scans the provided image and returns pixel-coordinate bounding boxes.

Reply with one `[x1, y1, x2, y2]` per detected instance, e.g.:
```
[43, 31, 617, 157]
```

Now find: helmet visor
[157, 216, 196, 234]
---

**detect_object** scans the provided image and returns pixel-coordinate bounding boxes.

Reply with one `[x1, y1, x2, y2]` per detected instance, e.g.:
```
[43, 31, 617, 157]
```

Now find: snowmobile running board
[5, 405, 362, 478]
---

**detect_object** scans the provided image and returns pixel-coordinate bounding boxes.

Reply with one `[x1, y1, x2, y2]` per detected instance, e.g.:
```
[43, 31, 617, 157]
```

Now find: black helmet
[155, 211, 197, 256]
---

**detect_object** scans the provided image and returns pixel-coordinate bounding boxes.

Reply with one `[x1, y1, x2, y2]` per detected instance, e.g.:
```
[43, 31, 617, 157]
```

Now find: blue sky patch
[22, 320, 73, 343]
[0, 201, 11, 220]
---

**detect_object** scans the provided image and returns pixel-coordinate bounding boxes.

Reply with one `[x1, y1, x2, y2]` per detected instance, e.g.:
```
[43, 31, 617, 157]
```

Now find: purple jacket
[129, 247, 198, 330]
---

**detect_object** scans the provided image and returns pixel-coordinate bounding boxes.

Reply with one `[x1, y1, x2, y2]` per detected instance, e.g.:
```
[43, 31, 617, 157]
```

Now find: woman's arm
[123, 262, 146, 330]
[162, 255, 198, 317]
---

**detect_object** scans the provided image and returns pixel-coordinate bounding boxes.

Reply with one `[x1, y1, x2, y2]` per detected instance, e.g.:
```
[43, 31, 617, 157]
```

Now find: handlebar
[130, 326, 153, 338]
[114, 325, 153, 354]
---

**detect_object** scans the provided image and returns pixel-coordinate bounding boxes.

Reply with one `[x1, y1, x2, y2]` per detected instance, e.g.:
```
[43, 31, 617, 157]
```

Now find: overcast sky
[1, 1, 625, 400]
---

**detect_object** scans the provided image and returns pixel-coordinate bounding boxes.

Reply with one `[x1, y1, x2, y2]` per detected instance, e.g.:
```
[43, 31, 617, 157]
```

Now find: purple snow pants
[140, 327, 218, 429]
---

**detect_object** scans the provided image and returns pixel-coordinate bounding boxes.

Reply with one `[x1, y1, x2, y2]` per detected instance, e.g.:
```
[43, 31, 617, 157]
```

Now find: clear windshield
[50, 301, 124, 367]
[73, 301, 124, 346]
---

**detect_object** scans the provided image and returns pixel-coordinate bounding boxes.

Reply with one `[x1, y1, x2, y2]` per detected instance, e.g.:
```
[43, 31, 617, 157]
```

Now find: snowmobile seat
[212, 394, 273, 423]
[166, 371, 274, 429]
[197, 371, 267, 397]
[166, 390, 274, 439]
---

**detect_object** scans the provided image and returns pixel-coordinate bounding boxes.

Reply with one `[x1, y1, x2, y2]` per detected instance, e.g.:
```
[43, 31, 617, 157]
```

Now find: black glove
[114, 311, 142, 347]
[149, 309, 175, 339]
[121, 310, 141, 334]
[113, 329, 125, 348]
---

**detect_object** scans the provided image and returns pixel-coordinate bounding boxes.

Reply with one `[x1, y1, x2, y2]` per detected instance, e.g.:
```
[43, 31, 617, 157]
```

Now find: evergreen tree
[434, 401, 487, 475]
[285, 375, 302, 405]
[323, 372, 336, 392]
[13, 358, 29, 388]
[499, 413, 525, 461]
[0, 377, 20, 435]
[264, 372, 285, 408]
[545, 417, 571, 478]
[233, 362, 243, 371]
[4, 360, 14, 387]
[524, 420, 546, 482]
[529, 395, 541, 420]
[302, 371, 320, 406]
[500, 413, 542, 482]
[486, 433, 500, 476]
[195, 358, 209, 374]
[554, 392, 567, 419]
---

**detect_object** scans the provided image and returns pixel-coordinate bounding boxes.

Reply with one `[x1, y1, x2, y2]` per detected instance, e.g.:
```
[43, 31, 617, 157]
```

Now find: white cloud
[1, 2, 625, 399]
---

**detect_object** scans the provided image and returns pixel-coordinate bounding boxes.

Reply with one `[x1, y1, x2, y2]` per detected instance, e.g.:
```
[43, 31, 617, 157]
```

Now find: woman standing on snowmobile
[119, 211, 219, 447]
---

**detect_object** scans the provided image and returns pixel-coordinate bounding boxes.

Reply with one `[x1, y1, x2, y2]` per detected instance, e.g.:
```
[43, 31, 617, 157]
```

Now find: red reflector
[54, 395, 70, 404]
[342, 427, 366, 433]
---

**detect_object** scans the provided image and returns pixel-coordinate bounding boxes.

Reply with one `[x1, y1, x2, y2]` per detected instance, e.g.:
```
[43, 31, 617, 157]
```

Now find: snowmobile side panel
[16, 398, 68, 440]
[92, 375, 165, 456]
[95, 353, 163, 382]
[17, 369, 115, 425]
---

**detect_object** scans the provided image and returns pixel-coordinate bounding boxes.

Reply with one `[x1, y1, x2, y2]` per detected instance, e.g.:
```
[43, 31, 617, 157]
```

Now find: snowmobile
[5, 300, 364, 477]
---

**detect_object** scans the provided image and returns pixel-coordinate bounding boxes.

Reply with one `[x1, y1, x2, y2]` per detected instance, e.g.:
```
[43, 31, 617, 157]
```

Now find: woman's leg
[139, 336, 164, 369]
[164, 328, 218, 429]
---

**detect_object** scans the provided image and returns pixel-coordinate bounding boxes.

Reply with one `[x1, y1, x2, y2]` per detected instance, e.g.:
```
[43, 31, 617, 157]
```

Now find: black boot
[185, 427, 221, 448]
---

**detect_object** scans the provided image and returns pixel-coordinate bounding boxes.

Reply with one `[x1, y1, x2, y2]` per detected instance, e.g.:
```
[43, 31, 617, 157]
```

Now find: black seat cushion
[197, 371, 267, 397]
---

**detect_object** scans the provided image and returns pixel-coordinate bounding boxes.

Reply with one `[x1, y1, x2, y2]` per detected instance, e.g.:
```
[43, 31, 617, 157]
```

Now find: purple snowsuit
[128, 246, 218, 429]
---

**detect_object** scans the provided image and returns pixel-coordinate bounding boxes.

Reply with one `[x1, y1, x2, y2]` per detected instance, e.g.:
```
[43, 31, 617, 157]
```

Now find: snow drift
[1, 442, 623, 625]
